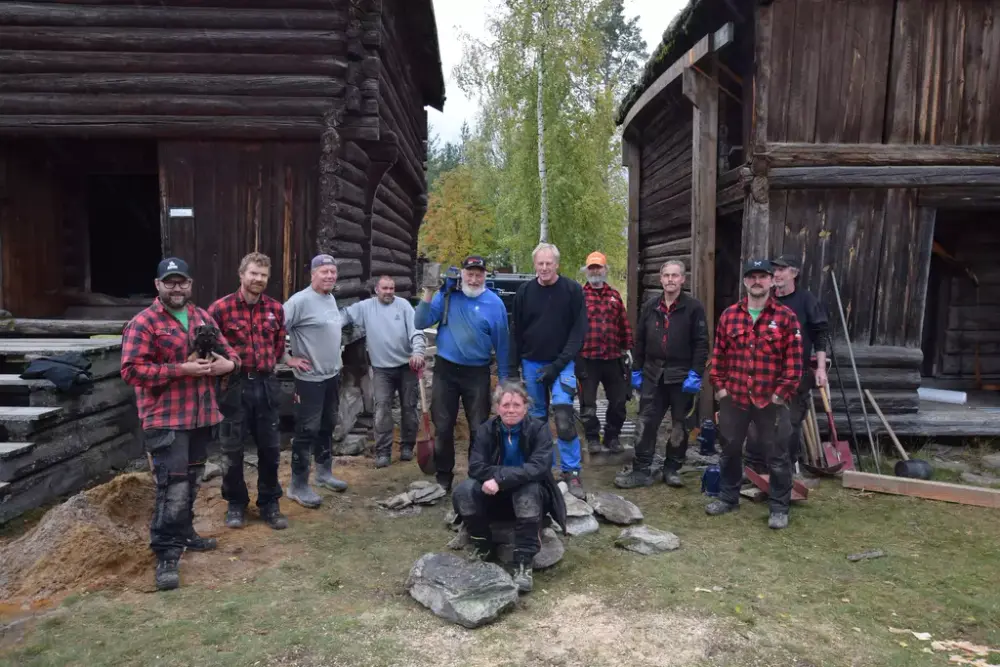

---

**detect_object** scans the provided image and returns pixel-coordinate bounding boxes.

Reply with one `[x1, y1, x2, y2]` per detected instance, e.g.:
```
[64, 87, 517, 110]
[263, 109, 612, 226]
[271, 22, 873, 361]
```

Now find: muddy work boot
[663, 469, 684, 488]
[587, 438, 602, 454]
[467, 536, 495, 562]
[436, 472, 454, 495]
[512, 561, 534, 593]
[374, 455, 391, 469]
[705, 499, 739, 516]
[225, 503, 246, 529]
[768, 512, 789, 530]
[260, 502, 289, 530]
[614, 466, 655, 489]
[314, 462, 348, 492]
[399, 445, 414, 461]
[184, 531, 217, 552]
[287, 470, 322, 508]
[604, 437, 625, 454]
[562, 470, 586, 500]
[155, 558, 180, 591]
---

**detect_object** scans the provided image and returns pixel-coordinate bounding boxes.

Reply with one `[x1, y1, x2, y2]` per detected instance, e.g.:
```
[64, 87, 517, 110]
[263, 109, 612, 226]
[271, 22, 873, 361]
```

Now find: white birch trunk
[536, 44, 549, 243]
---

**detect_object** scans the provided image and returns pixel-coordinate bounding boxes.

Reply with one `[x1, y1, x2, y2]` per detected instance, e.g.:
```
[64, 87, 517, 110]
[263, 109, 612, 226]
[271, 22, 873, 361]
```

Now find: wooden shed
[617, 0, 1000, 436]
[0, 0, 444, 317]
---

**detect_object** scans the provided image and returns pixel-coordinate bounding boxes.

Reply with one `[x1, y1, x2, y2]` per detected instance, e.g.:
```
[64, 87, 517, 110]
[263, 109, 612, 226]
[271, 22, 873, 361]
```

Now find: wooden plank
[0, 74, 344, 97]
[842, 470, 1000, 509]
[740, 4, 773, 268]
[0, 318, 127, 336]
[918, 186, 1000, 208]
[625, 139, 641, 332]
[0, 337, 121, 354]
[0, 116, 323, 138]
[0, 51, 348, 75]
[0, 3, 348, 29]
[621, 22, 734, 134]
[0, 93, 340, 117]
[762, 143, 1000, 167]
[770, 166, 1000, 189]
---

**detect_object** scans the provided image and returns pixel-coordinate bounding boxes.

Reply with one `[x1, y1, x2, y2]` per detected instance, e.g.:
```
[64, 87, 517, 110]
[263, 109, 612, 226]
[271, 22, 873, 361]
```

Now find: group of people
[120, 240, 828, 593]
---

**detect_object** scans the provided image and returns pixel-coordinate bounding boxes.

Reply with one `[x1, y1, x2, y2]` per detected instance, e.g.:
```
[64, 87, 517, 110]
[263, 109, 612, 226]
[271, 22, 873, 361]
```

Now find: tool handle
[417, 368, 429, 412]
[863, 388, 907, 460]
[819, 385, 840, 440]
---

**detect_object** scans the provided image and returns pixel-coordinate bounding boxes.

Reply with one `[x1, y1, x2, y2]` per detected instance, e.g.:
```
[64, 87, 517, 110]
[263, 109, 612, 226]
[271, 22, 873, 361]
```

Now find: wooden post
[317, 107, 344, 257]
[683, 66, 718, 421]
[623, 137, 641, 333]
[740, 2, 773, 266]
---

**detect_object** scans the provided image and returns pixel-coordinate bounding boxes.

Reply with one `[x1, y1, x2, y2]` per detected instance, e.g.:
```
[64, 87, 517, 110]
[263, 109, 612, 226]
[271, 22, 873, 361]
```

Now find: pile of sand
[0, 473, 156, 602]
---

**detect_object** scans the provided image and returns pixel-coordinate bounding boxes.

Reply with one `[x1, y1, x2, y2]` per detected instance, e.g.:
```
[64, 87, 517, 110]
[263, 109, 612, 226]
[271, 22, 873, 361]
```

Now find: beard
[586, 275, 606, 287]
[462, 284, 485, 298]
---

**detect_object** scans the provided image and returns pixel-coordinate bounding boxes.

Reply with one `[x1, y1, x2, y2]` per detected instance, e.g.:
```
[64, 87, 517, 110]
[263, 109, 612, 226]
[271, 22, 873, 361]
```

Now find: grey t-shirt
[283, 286, 342, 382]
[342, 296, 427, 369]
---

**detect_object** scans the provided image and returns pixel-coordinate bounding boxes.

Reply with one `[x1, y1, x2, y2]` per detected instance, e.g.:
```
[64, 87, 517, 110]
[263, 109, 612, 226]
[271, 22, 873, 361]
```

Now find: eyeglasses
[161, 279, 192, 289]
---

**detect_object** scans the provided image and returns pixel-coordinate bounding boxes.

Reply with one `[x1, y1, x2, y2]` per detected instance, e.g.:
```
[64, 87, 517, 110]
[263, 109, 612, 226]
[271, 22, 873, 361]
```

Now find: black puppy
[189, 324, 228, 361]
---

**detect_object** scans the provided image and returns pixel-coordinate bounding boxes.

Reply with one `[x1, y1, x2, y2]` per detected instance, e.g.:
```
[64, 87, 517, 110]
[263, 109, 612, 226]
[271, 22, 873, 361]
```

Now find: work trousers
[144, 426, 212, 561]
[522, 359, 582, 472]
[577, 357, 628, 443]
[635, 380, 692, 472]
[292, 375, 340, 475]
[452, 478, 543, 564]
[372, 364, 419, 458]
[746, 384, 810, 470]
[217, 373, 283, 508]
[430, 357, 491, 481]
[718, 398, 793, 513]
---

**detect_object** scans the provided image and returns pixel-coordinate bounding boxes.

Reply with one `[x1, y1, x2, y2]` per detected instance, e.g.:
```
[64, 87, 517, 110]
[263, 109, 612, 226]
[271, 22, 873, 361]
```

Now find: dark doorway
[87, 172, 161, 298]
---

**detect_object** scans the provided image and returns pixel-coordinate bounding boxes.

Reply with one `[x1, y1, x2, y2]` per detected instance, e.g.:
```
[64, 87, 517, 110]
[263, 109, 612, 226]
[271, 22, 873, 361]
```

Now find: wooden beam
[917, 186, 1000, 209]
[683, 66, 718, 421]
[842, 471, 1000, 509]
[621, 22, 733, 134]
[0, 318, 126, 336]
[0, 116, 322, 138]
[740, 4, 772, 267]
[760, 143, 1000, 167]
[770, 166, 1000, 189]
[624, 138, 641, 332]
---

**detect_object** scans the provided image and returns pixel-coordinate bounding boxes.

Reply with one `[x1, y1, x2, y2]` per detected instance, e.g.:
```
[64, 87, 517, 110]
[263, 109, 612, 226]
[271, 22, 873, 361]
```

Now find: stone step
[0, 442, 36, 460]
[0, 481, 9, 500]
[0, 406, 64, 441]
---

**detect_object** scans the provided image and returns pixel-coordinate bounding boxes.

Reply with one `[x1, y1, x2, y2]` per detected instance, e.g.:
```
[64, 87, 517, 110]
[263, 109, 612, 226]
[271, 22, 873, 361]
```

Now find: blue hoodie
[500, 421, 524, 467]
[415, 289, 509, 378]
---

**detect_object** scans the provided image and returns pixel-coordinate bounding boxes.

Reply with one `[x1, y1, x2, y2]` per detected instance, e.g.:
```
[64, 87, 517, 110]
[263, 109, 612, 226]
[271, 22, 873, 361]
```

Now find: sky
[426, 0, 689, 144]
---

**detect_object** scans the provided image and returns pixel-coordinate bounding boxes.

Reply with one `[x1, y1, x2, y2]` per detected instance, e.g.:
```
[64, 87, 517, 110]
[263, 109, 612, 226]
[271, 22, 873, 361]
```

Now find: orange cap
[585, 251, 607, 267]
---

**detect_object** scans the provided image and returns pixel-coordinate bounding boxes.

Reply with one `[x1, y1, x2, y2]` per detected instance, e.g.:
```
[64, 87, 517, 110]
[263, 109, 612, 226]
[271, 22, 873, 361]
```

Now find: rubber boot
[400, 445, 414, 461]
[512, 560, 534, 593]
[287, 470, 322, 508]
[314, 462, 348, 492]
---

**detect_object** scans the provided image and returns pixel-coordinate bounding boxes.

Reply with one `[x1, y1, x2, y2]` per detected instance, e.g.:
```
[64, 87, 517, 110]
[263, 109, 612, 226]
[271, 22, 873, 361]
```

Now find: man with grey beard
[577, 251, 633, 455]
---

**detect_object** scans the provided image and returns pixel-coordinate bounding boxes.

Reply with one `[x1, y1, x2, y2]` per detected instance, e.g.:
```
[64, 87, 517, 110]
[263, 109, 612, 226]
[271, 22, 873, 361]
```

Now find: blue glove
[682, 370, 701, 394]
[439, 268, 460, 294]
[631, 370, 643, 390]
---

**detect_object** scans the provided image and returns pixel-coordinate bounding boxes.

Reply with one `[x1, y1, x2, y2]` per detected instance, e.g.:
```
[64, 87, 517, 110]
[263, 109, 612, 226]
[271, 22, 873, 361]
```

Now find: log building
[0, 0, 444, 315]
[617, 0, 1000, 436]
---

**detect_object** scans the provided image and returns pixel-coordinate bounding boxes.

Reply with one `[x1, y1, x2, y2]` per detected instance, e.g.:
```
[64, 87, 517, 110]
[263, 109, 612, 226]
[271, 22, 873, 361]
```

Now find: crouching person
[452, 381, 568, 594]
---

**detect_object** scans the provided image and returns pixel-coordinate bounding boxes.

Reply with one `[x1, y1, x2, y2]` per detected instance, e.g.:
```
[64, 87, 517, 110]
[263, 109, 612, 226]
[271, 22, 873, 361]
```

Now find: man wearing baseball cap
[415, 253, 510, 493]
[121, 257, 240, 590]
[745, 254, 831, 472]
[281, 253, 350, 509]
[577, 251, 633, 456]
[707, 259, 803, 529]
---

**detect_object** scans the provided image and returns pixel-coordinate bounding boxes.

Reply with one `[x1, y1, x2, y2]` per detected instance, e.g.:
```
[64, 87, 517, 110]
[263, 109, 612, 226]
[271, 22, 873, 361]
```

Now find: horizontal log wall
[0, 1, 350, 136]
[637, 100, 693, 304]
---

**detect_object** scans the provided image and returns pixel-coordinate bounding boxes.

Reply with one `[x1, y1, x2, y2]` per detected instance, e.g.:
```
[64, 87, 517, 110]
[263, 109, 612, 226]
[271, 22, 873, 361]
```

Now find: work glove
[624, 350, 633, 369]
[630, 370, 643, 390]
[682, 370, 701, 394]
[537, 364, 560, 386]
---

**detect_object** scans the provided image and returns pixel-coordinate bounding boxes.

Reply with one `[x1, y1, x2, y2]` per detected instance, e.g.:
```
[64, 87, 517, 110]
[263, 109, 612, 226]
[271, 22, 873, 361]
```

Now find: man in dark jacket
[452, 380, 568, 594]
[616, 259, 709, 489]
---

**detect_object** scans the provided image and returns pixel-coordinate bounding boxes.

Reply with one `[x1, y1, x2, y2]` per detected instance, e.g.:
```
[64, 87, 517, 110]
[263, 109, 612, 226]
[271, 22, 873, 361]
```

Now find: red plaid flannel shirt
[580, 283, 634, 360]
[208, 290, 286, 373]
[121, 299, 240, 430]
[709, 297, 803, 409]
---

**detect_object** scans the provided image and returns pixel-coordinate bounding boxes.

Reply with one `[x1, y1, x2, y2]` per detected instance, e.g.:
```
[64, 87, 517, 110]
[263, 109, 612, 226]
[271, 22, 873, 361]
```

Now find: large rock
[961, 471, 1000, 487]
[587, 491, 643, 525]
[565, 514, 599, 537]
[332, 434, 366, 456]
[980, 453, 1000, 471]
[615, 526, 681, 555]
[492, 523, 565, 569]
[409, 482, 446, 505]
[406, 553, 518, 628]
[563, 492, 594, 518]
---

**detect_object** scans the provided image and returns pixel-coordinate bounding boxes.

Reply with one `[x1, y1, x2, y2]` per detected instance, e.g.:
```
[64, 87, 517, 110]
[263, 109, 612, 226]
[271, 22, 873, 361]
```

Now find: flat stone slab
[406, 553, 518, 629]
[376, 483, 447, 510]
[980, 453, 1000, 471]
[493, 524, 564, 570]
[563, 492, 594, 517]
[615, 526, 681, 555]
[565, 514, 599, 536]
[586, 491, 643, 525]
[961, 472, 1000, 487]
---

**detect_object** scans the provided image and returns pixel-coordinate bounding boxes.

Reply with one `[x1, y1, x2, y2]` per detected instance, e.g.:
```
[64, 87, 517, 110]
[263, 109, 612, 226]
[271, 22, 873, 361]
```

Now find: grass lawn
[1, 449, 998, 667]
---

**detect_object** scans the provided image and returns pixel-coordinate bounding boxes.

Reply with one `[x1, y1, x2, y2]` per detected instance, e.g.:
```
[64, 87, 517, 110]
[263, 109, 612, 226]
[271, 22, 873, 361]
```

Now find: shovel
[801, 394, 845, 477]
[416, 368, 436, 476]
[819, 385, 854, 471]
[864, 389, 934, 480]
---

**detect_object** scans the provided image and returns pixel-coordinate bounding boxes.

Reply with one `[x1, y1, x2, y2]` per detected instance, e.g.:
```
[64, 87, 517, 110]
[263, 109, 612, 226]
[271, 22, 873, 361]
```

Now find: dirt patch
[403, 593, 746, 667]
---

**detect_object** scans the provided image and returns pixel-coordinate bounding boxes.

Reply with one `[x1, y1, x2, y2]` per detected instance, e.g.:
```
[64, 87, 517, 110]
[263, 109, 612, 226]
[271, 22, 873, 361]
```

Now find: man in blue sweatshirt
[509, 243, 589, 499]
[415, 254, 510, 493]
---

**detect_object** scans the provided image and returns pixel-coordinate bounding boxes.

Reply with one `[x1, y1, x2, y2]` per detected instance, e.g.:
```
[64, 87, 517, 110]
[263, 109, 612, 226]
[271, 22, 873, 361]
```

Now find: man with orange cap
[577, 251, 633, 455]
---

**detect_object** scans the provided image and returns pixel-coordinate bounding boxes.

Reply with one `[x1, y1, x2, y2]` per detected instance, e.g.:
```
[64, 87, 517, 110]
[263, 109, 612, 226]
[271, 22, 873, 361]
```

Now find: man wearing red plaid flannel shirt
[209, 252, 289, 532]
[707, 259, 803, 530]
[577, 251, 633, 455]
[121, 257, 240, 591]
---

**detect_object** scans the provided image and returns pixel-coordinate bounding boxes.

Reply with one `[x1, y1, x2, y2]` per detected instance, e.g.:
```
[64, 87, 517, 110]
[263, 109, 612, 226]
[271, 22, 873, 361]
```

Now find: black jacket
[634, 291, 709, 385]
[20, 352, 94, 396]
[467, 415, 568, 534]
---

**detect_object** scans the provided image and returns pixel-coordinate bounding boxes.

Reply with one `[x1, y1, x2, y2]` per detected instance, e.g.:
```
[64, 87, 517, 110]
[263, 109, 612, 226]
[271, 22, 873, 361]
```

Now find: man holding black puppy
[121, 257, 240, 591]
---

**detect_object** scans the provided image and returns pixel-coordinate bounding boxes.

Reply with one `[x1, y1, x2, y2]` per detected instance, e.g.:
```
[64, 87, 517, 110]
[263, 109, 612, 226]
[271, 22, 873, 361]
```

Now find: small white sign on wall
[169, 207, 194, 218]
